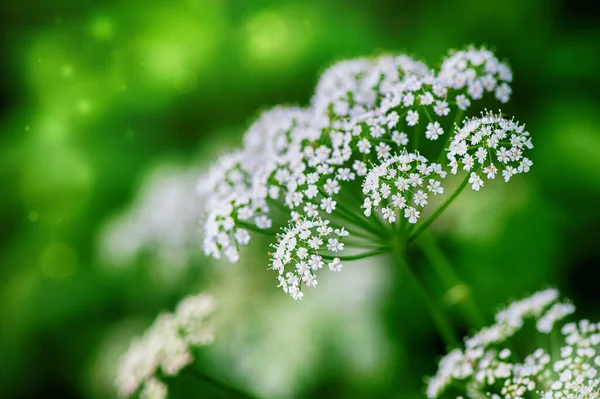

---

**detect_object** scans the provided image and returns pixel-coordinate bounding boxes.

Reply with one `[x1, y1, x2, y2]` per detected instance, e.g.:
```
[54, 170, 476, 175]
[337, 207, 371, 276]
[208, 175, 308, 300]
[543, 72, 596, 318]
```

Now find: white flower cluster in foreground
[197, 46, 534, 299]
[426, 289, 600, 399]
[116, 293, 215, 399]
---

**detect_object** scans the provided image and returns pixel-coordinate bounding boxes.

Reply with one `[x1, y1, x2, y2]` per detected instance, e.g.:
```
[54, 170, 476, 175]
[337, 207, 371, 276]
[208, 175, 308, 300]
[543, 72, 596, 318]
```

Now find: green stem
[186, 368, 259, 399]
[412, 118, 421, 152]
[437, 109, 464, 163]
[397, 251, 460, 349]
[550, 328, 560, 361]
[338, 184, 389, 233]
[416, 232, 486, 328]
[325, 208, 377, 238]
[235, 220, 279, 236]
[331, 200, 385, 238]
[336, 224, 382, 241]
[408, 173, 470, 244]
[339, 240, 387, 249]
[320, 249, 387, 261]
[422, 106, 434, 123]
[267, 197, 291, 215]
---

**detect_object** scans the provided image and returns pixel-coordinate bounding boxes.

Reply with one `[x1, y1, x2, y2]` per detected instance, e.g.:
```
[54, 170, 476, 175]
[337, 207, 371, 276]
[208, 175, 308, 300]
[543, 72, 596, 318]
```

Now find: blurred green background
[1, 0, 600, 398]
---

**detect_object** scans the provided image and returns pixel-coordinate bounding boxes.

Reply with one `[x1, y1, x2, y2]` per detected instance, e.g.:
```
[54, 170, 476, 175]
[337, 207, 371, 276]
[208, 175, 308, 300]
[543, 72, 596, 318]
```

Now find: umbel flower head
[197, 46, 534, 299]
[115, 293, 215, 399]
[427, 288, 600, 399]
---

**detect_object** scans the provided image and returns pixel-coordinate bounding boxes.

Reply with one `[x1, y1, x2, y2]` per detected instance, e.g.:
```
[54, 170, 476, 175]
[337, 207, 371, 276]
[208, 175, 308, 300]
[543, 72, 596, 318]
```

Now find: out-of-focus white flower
[207, 255, 391, 399]
[139, 378, 167, 399]
[115, 293, 215, 398]
[537, 301, 576, 334]
[99, 164, 203, 276]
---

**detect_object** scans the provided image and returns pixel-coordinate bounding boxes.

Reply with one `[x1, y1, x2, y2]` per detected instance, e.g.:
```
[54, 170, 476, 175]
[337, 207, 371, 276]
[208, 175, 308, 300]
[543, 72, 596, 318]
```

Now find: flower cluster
[116, 293, 215, 399]
[362, 151, 446, 224]
[426, 289, 600, 399]
[198, 46, 533, 299]
[447, 111, 533, 191]
[270, 218, 347, 300]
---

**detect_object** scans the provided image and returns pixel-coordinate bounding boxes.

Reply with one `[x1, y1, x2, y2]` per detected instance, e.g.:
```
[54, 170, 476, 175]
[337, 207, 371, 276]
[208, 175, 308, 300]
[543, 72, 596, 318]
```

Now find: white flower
[323, 179, 340, 195]
[425, 122, 444, 140]
[234, 228, 250, 245]
[404, 207, 420, 224]
[427, 179, 444, 195]
[387, 111, 400, 128]
[308, 236, 322, 250]
[433, 100, 450, 116]
[376, 142, 392, 159]
[483, 164, 497, 179]
[327, 238, 345, 252]
[328, 257, 343, 271]
[456, 94, 471, 110]
[468, 81, 484, 99]
[420, 92, 434, 105]
[468, 172, 484, 191]
[382, 207, 397, 223]
[358, 138, 372, 154]
[413, 190, 428, 207]
[406, 110, 419, 126]
[392, 131, 409, 146]
[320, 197, 337, 214]
[255, 215, 272, 229]
[495, 82, 512, 103]
[353, 160, 367, 176]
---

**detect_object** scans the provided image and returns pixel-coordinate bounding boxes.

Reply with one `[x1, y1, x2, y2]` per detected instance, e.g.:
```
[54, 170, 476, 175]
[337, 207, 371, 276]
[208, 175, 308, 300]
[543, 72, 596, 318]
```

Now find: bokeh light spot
[20, 140, 93, 220]
[61, 65, 74, 78]
[39, 242, 78, 280]
[245, 11, 288, 59]
[28, 211, 39, 222]
[444, 284, 470, 306]
[90, 15, 115, 40]
[77, 99, 92, 114]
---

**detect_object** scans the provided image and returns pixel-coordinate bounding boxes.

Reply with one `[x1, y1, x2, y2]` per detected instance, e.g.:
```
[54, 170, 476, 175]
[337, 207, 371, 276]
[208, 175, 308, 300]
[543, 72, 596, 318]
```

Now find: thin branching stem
[416, 232, 486, 328]
[408, 173, 470, 244]
[235, 220, 280, 236]
[320, 249, 387, 261]
[187, 368, 260, 399]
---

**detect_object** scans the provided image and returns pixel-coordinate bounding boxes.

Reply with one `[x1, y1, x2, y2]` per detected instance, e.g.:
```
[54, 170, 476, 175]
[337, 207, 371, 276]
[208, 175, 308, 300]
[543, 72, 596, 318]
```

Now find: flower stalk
[415, 232, 486, 328]
[407, 173, 470, 244]
[187, 368, 260, 399]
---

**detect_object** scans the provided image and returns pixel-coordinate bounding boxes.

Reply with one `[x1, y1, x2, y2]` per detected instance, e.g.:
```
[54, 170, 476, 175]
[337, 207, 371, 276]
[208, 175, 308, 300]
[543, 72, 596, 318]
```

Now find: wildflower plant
[427, 289, 599, 399]
[198, 45, 533, 305]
